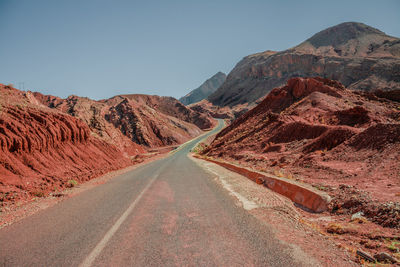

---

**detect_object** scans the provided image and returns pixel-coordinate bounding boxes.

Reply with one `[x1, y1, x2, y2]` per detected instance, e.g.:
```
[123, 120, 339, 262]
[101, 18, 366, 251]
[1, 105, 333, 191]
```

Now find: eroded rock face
[0, 84, 132, 203]
[117, 94, 215, 130]
[203, 77, 400, 227]
[35, 92, 211, 149]
[33, 92, 145, 155]
[104, 97, 203, 147]
[209, 22, 400, 107]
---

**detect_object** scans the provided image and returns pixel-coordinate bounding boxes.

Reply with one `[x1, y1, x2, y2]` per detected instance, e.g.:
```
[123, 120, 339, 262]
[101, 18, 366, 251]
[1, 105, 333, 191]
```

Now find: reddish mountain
[117, 94, 215, 130]
[203, 77, 400, 227]
[103, 95, 204, 147]
[34, 92, 213, 149]
[32, 93, 145, 155]
[0, 84, 133, 203]
[209, 22, 400, 107]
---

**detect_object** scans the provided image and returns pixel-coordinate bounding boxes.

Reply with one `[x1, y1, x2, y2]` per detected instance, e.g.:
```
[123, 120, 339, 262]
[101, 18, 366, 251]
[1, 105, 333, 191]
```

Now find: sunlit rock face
[209, 22, 400, 107]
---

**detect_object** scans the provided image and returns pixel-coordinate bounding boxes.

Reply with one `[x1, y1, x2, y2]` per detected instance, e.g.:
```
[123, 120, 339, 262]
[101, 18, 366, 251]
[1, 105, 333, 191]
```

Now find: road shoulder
[190, 154, 357, 267]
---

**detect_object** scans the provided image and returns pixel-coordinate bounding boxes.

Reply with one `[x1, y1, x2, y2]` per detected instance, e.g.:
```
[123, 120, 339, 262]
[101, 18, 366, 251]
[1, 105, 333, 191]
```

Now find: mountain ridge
[34, 91, 213, 149]
[180, 72, 226, 105]
[208, 22, 400, 107]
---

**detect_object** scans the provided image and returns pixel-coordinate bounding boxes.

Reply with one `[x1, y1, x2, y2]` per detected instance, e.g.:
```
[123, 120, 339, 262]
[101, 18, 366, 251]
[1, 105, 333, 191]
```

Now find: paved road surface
[0, 120, 300, 266]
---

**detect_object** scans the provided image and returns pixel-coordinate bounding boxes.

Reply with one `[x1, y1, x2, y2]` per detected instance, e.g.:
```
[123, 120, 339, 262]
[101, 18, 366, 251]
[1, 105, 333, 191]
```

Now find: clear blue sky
[0, 0, 399, 100]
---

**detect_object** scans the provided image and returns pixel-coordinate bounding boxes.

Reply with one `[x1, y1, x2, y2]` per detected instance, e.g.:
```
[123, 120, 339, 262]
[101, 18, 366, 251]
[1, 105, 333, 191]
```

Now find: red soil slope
[203, 77, 400, 228]
[0, 84, 132, 204]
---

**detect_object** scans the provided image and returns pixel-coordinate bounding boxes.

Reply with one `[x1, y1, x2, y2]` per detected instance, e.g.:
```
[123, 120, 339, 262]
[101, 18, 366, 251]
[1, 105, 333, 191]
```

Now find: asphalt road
[0, 120, 300, 267]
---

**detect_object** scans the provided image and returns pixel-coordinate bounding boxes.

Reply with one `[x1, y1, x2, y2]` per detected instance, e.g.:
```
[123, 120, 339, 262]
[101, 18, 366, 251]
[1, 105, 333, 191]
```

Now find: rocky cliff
[208, 22, 400, 107]
[180, 72, 226, 105]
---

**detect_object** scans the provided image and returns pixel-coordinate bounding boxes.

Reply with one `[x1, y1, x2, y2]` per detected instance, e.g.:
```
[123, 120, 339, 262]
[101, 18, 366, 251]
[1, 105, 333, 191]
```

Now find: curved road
[0, 120, 300, 266]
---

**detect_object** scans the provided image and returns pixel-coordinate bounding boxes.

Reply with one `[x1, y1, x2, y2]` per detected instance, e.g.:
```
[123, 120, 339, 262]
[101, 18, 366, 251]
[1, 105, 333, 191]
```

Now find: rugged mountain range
[179, 72, 226, 105]
[34, 92, 214, 149]
[208, 22, 400, 107]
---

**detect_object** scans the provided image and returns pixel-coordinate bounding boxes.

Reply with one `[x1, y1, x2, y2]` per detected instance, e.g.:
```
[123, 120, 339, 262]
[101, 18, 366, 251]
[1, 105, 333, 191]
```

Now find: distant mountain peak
[305, 22, 387, 48]
[179, 72, 226, 105]
[209, 72, 227, 81]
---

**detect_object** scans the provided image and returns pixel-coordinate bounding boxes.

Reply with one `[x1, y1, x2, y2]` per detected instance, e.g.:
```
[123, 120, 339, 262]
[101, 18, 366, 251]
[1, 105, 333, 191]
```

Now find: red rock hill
[0, 84, 133, 203]
[203, 77, 400, 227]
[34, 93, 213, 149]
